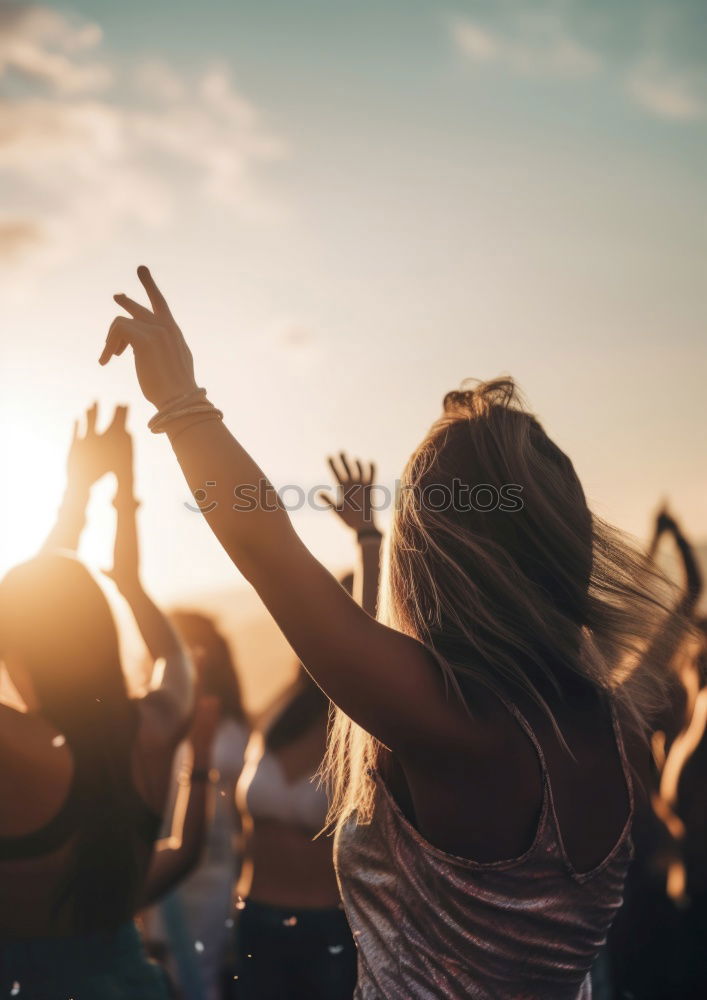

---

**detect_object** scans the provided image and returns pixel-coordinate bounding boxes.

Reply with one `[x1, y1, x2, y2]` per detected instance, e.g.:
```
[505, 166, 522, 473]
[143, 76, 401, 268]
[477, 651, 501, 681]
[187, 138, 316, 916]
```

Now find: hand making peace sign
[99, 266, 199, 410]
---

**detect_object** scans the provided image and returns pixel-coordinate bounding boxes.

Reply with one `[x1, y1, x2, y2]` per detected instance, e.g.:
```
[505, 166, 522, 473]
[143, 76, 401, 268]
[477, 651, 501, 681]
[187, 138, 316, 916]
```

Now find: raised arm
[41, 404, 107, 552]
[98, 268, 464, 755]
[141, 695, 220, 906]
[634, 507, 702, 737]
[319, 453, 382, 617]
[647, 506, 670, 563]
[649, 507, 703, 616]
[667, 516, 702, 616]
[99, 406, 193, 728]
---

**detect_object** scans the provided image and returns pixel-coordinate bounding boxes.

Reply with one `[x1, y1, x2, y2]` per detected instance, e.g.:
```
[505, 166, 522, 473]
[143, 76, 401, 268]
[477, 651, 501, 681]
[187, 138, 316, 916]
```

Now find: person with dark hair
[230, 454, 380, 999]
[100, 267, 692, 999]
[0, 404, 193, 999]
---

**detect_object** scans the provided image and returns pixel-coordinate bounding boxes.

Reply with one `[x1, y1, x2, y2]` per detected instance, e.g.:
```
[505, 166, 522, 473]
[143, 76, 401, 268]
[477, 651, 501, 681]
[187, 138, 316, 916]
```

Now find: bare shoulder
[397, 674, 516, 770]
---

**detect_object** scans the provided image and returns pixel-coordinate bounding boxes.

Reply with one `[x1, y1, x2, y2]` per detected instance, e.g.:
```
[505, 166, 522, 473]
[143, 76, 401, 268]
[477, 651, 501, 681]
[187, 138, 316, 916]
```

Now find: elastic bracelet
[151, 403, 223, 434]
[161, 386, 207, 409]
[151, 404, 223, 435]
[147, 387, 208, 432]
[167, 410, 224, 445]
[112, 494, 141, 511]
[190, 767, 212, 784]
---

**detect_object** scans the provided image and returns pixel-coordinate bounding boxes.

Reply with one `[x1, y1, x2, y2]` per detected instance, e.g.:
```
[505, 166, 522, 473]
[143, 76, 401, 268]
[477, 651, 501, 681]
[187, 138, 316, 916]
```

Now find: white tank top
[245, 747, 328, 833]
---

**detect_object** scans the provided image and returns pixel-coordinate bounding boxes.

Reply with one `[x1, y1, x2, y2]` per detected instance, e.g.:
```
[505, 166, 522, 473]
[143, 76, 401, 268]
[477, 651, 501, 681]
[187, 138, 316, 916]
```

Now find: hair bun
[443, 378, 518, 417]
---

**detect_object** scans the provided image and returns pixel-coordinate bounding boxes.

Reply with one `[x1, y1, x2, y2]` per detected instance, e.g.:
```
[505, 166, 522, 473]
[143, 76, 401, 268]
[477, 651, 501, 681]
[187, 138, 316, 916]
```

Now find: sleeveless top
[0, 760, 159, 862]
[245, 746, 328, 833]
[0, 725, 161, 863]
[334, 699, 634, 1000]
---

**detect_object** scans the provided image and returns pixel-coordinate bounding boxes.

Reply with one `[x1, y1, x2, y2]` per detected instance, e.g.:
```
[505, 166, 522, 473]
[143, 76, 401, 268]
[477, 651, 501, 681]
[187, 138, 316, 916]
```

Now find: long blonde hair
[324, 377, 688, 826]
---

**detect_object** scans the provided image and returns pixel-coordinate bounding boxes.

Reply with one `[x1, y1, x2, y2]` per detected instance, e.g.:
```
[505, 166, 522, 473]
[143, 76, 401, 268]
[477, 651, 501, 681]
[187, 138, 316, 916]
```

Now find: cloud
[0, 217, 43, 259]
[451, 15, 599, 78]
[132, 59, 185, 103]
[0, 2, 108, 93]
[626, 61, 705, 121]
[0, 4, 286, 270]
[450, 2, 707, 123]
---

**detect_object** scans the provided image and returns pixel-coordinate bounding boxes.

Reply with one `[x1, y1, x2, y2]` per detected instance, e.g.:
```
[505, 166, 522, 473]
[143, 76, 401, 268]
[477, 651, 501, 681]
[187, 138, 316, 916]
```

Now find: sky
[0, 0, 706, 603]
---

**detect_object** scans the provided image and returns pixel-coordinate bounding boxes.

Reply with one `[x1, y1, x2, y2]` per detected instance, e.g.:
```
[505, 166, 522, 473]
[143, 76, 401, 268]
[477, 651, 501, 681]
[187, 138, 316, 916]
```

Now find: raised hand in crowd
[649, 505, 703, 617]
[142, 694, 222, 906]
[42, 403, 128, 552]
[320, 453, 382, 617]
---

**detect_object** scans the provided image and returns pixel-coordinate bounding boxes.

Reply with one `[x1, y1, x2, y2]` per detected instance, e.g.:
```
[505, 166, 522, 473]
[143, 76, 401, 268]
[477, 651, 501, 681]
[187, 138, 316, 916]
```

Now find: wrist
[154, 383, 202, 411]
[149, 389, 222, 437]
[112, 489, 140, 511]
[357, 526, 382, 542]
[62, 477, 92, 504]
[113, 465, 136, 492]
[116, 576, 146, 600]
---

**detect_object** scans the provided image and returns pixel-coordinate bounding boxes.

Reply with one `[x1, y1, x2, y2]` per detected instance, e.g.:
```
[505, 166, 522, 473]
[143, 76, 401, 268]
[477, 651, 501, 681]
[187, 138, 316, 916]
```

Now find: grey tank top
[334, 699, 634, 999]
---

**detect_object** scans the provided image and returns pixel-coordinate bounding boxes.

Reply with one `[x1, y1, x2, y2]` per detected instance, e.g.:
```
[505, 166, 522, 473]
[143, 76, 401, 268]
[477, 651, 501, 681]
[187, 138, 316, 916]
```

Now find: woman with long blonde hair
[100, 266, 688, 999]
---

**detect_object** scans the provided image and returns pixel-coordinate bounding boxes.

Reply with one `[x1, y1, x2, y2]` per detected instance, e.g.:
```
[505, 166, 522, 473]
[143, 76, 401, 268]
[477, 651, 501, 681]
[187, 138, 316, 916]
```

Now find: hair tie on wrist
[148, 389, 224, 435]
[151, 403, 223, 434]
[147, 388, 208, 432]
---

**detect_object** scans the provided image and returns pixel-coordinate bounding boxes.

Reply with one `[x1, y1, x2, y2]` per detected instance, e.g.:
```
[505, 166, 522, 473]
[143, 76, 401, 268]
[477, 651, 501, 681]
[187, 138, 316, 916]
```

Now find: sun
[0, 422, 62, 576]
[0, 418, 116, 578]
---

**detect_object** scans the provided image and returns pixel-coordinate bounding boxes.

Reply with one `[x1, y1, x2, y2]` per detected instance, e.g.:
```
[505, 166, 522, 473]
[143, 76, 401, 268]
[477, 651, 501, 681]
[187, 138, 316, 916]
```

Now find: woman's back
[0, 699, 170, 938]
[335, 686, 639, 999]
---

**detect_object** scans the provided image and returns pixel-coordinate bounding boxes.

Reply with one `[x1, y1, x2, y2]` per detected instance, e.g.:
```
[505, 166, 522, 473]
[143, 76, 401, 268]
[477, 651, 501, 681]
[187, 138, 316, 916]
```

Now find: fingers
[355, 458, 375, 484]
[113, 293, 156, 324]
[328, 453, 354, 485]
[327, 452, 375, 485]
[99, 317, 152, 366]
[338, 451, 353, 481]
[85, 402, 98, 436]
[99, 319, 124, 365]
[108, 404, 128, 432]
[98, 330, 120, 366]
[71, 419, 79, 444]
[317, 490, 336, 510]
[327, 455, 346, 486]
[137, 265, 172, 320]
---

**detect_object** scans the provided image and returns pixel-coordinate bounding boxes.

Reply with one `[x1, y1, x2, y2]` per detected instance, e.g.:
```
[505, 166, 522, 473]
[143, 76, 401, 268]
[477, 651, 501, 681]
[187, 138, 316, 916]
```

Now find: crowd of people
[0, 265, 705, 999]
